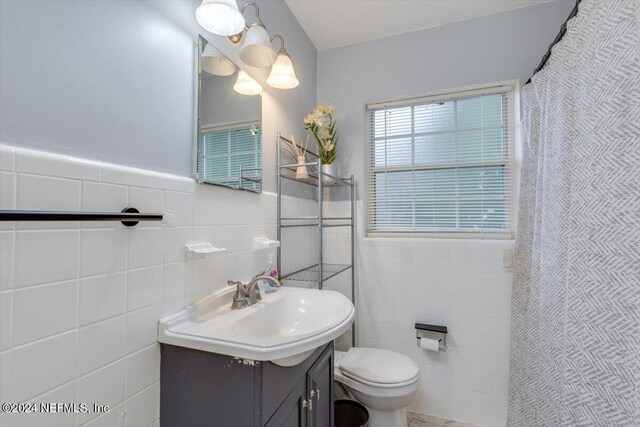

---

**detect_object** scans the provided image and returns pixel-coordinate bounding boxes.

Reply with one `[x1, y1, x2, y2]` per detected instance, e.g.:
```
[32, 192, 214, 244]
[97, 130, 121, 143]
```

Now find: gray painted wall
[0, 0, 317, 193]
[316, 0, 575, 198]
[200, 74, 261, 127]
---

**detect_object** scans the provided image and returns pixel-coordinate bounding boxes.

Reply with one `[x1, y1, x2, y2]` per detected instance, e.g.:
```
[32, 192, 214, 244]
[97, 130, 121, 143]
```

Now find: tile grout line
[74, 183, 83, 427]
[122, 187, 130, 426]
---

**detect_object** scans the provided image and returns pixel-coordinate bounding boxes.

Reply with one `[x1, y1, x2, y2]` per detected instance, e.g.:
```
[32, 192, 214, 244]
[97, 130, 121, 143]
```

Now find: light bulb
[202, 44, 236, 76]
[196, 0, 245, 36]
[267, 50, 299, 89]
[234, 70, 262, 96]
[239, 24, 276, 68]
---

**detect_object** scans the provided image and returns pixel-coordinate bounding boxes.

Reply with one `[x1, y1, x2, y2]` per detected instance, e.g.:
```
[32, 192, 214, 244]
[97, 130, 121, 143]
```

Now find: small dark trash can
[335, 399, 369, 427]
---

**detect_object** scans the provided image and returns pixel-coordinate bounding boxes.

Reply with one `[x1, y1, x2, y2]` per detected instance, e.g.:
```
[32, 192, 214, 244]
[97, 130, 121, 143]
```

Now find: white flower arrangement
[304, 104, 338, 165]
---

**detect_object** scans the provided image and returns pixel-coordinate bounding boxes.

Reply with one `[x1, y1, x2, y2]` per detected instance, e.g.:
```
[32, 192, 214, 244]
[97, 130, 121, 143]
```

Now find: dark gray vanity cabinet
[306, 346, 334, 427]
[264, 378, 307, 427]
[160, 341, 334, 427]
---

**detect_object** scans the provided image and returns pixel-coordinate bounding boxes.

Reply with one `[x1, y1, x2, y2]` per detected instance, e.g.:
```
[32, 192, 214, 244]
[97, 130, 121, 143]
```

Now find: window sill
[365, 231, 515, 241]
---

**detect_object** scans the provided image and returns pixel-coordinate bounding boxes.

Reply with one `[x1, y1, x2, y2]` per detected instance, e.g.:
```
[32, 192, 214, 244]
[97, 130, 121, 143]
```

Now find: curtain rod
[526, 0, 582, 85]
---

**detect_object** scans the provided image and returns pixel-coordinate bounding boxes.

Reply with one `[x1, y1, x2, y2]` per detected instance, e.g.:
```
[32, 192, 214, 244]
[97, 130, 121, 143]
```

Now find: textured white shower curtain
[507, 0, 640, 426]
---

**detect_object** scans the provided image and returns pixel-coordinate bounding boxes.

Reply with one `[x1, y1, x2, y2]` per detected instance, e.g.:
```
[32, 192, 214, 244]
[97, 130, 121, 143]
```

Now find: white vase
[295, 156, 308, 180]
[321, 163, 337, 184]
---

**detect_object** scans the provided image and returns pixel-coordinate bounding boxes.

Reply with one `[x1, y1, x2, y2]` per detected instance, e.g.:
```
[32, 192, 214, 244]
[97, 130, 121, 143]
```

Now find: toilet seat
[333, 348, 420, 413]
[338, 347, 419, 388]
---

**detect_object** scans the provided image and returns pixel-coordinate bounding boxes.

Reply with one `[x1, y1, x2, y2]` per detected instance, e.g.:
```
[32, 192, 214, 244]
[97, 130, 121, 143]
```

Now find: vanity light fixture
[234, 70, 262, 96]
[196, 0, 245, 36]
[237, 2, 276, 68]
[267, 35, 299, 89]
[202, 43, 237, 76]
[196, 1, 300, 89]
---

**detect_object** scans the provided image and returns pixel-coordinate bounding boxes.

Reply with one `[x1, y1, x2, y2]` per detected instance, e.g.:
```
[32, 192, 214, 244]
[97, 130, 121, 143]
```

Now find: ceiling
[285, 0, 556, 51]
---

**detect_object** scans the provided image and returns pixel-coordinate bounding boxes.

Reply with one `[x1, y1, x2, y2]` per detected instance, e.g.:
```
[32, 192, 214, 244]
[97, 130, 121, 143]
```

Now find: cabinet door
[306, 345, 334, 427]
[265, 378, 308, 427]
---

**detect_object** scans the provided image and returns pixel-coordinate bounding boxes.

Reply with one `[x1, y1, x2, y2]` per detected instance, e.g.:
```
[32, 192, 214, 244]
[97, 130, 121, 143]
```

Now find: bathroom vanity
[157, 286, 354, 427]
[160, 341, 334, 427]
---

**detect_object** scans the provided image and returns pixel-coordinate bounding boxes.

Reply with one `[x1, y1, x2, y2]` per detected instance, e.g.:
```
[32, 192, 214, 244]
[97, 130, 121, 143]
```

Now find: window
[197, 122, 262, 192]
[366, 85, 515, 237]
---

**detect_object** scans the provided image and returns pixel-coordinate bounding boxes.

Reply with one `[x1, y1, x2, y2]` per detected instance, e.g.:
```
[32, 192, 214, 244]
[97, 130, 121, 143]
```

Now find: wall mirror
[195, 35, 263, 193]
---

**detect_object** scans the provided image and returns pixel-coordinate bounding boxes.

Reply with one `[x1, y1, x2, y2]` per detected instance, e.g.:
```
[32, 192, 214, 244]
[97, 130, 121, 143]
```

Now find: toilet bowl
[334, 348, 419, 427]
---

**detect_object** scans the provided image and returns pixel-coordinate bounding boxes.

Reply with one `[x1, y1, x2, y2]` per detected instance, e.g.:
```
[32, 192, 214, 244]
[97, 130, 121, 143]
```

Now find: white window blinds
[366, 85, 515, 237]
[197, 123, 262, 192]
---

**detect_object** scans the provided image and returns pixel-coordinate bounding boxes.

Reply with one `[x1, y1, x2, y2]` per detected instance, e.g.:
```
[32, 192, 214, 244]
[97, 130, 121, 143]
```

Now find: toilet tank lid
[339, 347, 419, 385]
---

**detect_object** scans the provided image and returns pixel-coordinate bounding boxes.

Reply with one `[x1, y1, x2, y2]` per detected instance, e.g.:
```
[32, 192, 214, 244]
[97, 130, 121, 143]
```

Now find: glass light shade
[234, 70, 262, 96]
[196, 0, 245, 36]
[239, 24, 276, 68]
[267, 51, 299, 89]
[202, 44, 236, 76]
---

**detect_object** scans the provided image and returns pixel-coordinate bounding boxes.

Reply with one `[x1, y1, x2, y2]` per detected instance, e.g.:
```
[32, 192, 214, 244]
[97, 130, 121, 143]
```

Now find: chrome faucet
[227, 273, 282, 310]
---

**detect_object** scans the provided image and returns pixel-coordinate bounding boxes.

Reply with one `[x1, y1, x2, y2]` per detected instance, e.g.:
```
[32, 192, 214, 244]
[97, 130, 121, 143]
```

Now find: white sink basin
[158, 286, 354, 366]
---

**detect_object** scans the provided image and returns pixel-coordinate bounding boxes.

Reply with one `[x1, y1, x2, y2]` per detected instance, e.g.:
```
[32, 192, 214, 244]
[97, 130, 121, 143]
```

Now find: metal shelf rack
[283, 263, 352, 283]
[276, 132, 356, 345]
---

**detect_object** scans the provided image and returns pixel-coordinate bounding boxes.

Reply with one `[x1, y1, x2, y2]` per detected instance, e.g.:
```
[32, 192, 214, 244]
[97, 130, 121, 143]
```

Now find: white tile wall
[77, 315, 127, 376]
[323, 199, 514, 427]
[0, 143, 515, 427]
[12, 280, 78, 346]
[76, 360, 125, 425]
[14, 230, 80, 287]
[79, 273, 127, 326]
[0, 143, 301, 427]
[5, 380, 78, 427]
[17, 174, 81, 211]
[9, 331, 78, 402]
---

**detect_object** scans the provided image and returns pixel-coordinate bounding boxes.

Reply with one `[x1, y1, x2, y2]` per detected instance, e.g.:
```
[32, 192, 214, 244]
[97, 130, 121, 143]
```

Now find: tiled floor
[408, 411, 481, 427]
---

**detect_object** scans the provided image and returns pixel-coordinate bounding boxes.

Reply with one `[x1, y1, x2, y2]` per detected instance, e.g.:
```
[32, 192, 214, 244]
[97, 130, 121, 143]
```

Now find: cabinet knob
[310, 389, 320, 401]
[303, 399, 313, 411]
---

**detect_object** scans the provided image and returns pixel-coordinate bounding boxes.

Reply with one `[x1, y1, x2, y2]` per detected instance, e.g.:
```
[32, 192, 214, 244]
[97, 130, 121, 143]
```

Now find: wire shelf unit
[279, 166, 353, 188]
[282, 263, 352, 282]
[276, 132, 356, 346]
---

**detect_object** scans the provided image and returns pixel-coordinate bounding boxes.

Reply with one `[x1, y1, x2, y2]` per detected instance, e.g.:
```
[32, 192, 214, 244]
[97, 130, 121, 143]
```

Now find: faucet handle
[228, 280, 249, 309]
[227, 280, 246, 298]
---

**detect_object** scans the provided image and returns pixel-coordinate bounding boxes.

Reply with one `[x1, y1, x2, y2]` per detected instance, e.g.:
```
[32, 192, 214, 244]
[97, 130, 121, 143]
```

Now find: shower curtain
[507, 1, 639, 426]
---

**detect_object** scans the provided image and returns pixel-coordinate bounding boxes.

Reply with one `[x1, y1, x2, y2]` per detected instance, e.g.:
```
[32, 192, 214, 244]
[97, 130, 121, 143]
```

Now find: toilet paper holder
[415, 323, 448, 352]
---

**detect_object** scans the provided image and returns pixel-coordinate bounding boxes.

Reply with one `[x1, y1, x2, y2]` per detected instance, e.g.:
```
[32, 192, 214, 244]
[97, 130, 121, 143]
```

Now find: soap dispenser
[257, 253, 279, 294]
[265, 253, 279, 280]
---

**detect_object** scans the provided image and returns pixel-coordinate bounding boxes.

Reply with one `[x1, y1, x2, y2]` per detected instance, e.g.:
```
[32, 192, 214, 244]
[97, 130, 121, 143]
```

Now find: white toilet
[334, 348, 420, 427]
